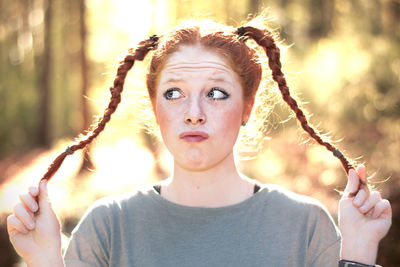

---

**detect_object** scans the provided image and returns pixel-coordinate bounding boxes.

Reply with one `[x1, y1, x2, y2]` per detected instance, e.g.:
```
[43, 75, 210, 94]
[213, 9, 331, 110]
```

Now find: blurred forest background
[0, 0, 399, 266]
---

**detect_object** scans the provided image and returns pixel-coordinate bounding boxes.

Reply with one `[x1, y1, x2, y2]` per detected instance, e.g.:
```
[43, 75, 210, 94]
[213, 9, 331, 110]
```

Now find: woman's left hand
[338, 164, 392, 265]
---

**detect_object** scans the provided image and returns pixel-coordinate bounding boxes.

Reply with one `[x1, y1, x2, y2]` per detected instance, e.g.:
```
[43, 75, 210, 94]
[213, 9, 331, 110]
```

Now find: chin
[176, 156, 210, 171]
[168, 141, 232, 172]
[176, 152, 230, 172]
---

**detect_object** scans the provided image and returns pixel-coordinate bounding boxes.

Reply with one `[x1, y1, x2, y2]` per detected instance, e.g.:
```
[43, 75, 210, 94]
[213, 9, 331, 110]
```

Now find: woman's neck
[160, 151, 255, 208]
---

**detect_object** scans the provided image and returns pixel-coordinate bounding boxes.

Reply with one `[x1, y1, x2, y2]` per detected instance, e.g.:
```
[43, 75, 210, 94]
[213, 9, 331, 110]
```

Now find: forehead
[159, 45, 238, 81]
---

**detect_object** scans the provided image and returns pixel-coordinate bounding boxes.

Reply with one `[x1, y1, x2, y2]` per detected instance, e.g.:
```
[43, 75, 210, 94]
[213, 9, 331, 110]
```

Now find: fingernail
[353, 197, 361, 206]
[40, 180, 47, 190]
[31, 202, 38, 212]
[360, 203, 368, 212]
[30, 187, 39, 195]
[28, 221, 35, 229]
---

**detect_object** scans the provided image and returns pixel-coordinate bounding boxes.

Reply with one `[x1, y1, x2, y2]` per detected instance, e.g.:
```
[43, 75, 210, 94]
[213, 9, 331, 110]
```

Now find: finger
[29, 186, 39, 197]
[19, 191, 39, 213]
[353, 189, 368, 207]
[343, 169, 359, 198]
[13, 203, 35, 230]
[372, 199, 392, 219]
[366, 208, 374, 217]
[7, 214, 29, 235]
[359, 191, 382, 214]
[356, 164, 366, 183]
[38, 180, 52, 213]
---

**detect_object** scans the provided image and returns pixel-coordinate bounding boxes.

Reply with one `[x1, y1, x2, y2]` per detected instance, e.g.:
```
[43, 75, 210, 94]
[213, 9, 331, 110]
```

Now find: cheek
[216, 109, 239, 130]
[156, 105, 169, 128]
[155, 101, 178, 138]
[208, 103, 243, 139]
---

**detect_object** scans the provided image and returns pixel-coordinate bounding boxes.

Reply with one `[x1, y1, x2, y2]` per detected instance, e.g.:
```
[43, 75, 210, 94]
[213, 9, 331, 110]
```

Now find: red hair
[146, 21, 261, 103]
[39, 17, 365, 194]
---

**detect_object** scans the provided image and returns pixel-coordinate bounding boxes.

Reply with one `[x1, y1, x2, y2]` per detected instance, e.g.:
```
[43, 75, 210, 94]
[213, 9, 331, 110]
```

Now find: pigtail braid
[39, 36, 159, 182]
[239, 26, 366, 189]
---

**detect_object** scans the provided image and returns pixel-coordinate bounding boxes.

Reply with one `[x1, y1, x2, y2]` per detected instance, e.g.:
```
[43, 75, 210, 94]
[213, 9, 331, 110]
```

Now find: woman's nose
[184, 98, 206, 125]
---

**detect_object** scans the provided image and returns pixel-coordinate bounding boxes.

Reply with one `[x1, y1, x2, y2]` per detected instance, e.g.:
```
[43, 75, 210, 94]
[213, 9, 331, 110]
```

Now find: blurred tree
[248, 0, 261, 15]
[308, 0, 334, 38]
[78, 0, 94, 174]
[38, 0, 52, 147]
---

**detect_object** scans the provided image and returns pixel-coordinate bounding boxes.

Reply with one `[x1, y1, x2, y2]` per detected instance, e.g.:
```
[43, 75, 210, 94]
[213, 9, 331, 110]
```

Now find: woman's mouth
[179, 131, 209, 142]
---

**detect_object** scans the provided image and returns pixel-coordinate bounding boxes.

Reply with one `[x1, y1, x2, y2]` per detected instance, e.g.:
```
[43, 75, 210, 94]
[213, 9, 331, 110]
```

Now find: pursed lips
[179, 131, 209, 142]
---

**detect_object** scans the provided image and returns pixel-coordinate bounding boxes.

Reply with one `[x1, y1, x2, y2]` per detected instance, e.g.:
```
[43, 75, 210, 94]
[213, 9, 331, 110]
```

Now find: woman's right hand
[7, 180, 64, 267]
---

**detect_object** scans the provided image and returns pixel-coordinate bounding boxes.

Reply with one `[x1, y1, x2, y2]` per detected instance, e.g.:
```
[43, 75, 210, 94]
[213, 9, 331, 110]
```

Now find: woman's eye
[163, 88, 183, 100]
[207, 88, 229, 100]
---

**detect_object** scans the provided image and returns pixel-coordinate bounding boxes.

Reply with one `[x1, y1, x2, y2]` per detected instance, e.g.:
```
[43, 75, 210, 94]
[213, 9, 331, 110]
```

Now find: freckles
[156, 107, 168, 122]
[156, 100, 173, 121]
[155, 104, 171, 131]
[156, 102, 184, 138]
[225, 113, 241, 132]
[211, 108, 241, 138]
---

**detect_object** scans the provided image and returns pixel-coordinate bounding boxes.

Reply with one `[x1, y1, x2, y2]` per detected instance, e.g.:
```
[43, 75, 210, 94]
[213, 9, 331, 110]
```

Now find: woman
[7, 16, 392, 267]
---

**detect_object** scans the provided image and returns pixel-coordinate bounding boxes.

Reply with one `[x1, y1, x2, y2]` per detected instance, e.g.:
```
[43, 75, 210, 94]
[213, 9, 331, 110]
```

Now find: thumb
[38, 180, 52, 213]
[356, 164, 367, 184]
[343, 169, 359, 198]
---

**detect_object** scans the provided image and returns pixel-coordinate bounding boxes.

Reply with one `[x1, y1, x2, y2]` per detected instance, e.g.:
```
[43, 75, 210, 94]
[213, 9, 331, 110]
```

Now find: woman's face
[154, 45, 252, 171]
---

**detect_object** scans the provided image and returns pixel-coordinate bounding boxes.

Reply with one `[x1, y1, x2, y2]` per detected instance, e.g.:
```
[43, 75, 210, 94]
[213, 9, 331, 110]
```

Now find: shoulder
[91, 184, 155, 208]
[258, 183, 340, 248]
[73, 185, 156, 230]
[261, 183, 329, 212]
[257, 184, 338, 230]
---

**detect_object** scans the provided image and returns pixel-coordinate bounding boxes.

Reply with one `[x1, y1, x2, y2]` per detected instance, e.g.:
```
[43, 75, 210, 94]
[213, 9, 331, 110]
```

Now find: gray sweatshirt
[64, 184, 340, 267]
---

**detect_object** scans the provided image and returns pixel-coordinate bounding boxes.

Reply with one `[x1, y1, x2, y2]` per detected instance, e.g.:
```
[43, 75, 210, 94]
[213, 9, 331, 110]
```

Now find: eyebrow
[208, 76, 234, 87]
[210, 77, 231, 83]
[165, 77, 183, 83]
[164, 76, 232, 85]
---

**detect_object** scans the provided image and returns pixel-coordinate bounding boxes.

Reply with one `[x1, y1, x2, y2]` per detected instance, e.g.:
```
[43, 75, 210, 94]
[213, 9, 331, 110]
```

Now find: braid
[40, 36, 159, 182]
[239, 26, 366, 191]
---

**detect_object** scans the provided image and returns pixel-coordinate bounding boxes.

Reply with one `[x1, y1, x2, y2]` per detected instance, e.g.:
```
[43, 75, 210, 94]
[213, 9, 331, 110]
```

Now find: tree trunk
[38, 0, 52, 147]
[78, 0, 95, 174]
[309, 0, 334, 38]
[248, 0, 260, 16]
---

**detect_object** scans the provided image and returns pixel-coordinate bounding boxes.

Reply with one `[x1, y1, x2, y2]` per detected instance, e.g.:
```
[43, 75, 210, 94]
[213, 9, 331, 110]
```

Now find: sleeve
[307, 205, 341, 267]
[63, 202, 112, 267]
